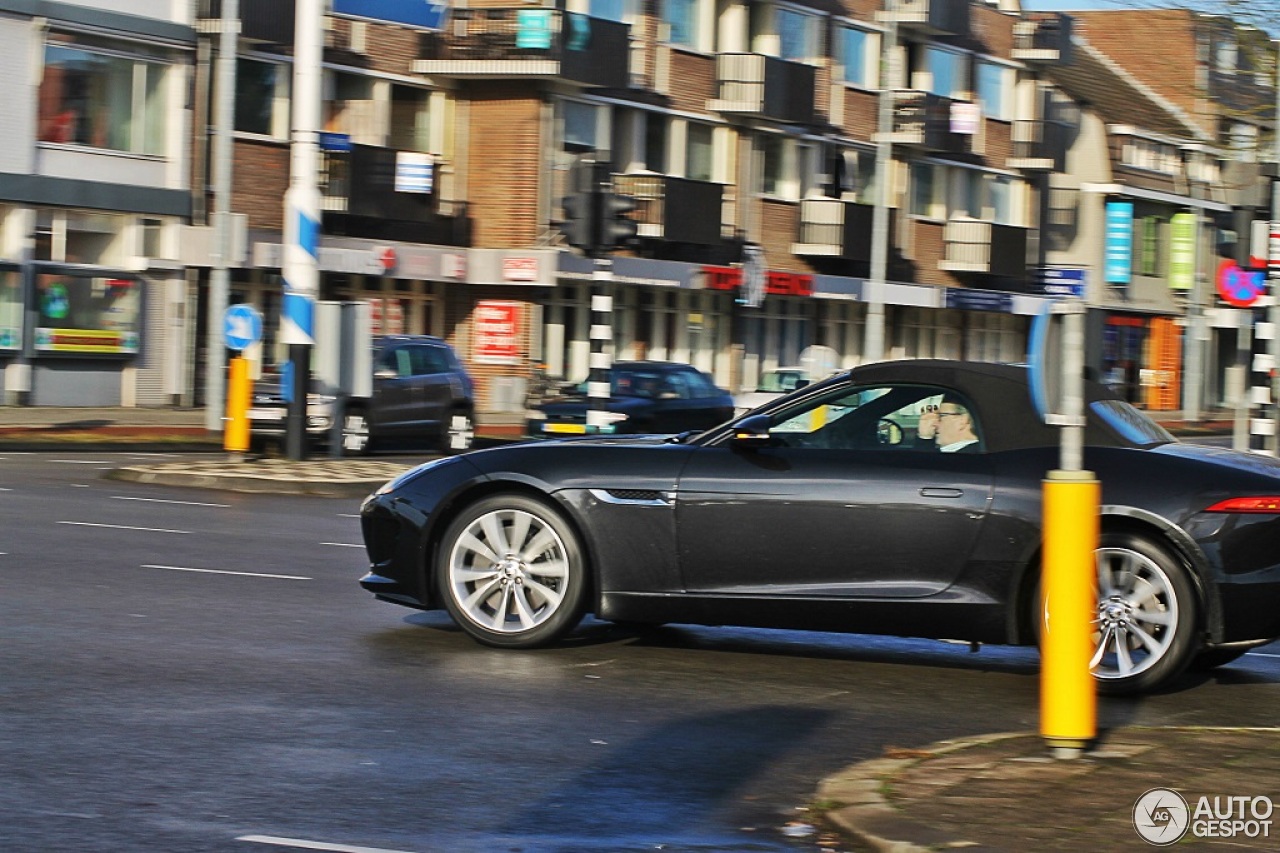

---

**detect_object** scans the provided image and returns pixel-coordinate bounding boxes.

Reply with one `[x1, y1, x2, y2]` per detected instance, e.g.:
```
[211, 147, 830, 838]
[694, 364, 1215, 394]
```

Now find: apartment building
[0, 0, 194, 406]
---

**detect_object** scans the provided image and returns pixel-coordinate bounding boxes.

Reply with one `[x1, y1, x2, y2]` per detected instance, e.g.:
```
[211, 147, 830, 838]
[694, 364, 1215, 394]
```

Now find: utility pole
[282, 0, 324, 460]
[865, 17, 898, 364]
[204, 0, 238, 433]
[1267, 38, 1280, 455]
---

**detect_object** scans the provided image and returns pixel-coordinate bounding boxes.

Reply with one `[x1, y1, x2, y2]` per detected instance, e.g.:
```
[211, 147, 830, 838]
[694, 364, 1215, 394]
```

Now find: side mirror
[731, 413, 773, 448]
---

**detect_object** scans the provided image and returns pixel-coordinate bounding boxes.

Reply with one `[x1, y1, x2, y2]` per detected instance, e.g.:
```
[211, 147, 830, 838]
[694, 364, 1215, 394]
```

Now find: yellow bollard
[224, 356, 251, 454]
[1040, 469, 1099, 755]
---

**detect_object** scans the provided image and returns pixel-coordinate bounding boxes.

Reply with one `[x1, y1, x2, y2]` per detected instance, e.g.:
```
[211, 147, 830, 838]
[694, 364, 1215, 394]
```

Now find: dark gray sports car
[360, 360, 1280, 694]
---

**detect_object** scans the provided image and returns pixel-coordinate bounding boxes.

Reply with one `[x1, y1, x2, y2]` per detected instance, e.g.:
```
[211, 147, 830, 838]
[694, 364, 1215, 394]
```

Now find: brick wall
[232, 138, 290, 230]
[756, 200, 804, 273]
[328, 18, 421, 77]
[466, 83, 544, 248]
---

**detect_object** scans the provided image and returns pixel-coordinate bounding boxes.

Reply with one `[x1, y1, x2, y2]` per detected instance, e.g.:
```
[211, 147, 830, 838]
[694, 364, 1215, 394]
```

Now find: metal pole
[1182, 208, 1203, 423]
[204, 0, 238, 433]
[864, 17, 897, 364]
[587, 257, 613, 433]
[282, 0, 324, 460]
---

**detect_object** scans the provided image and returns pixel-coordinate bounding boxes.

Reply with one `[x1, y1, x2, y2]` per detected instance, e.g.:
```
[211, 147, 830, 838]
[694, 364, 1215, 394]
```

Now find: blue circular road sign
[223, 304, 263, 351]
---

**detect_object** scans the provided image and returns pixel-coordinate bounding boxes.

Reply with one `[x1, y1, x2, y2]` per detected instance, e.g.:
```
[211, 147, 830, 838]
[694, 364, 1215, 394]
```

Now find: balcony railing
[876, 0, 969, 36]
[613, 174, 725, 246]
[874, 91, 971, 154]
[320, 144, 437, 223]
[197, 0, 296, 43]
[938, 220, 1028, 278]
[708, 54, 816, 126]
[415, 9, 630, 89]
[1012, 13, 1073, 63]
[1008, 119, 1069, 171]
[792, 198, 885, 262]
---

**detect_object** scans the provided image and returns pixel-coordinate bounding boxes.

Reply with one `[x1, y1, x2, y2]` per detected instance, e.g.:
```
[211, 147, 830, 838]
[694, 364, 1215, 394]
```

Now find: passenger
[916, 394, 980, 453]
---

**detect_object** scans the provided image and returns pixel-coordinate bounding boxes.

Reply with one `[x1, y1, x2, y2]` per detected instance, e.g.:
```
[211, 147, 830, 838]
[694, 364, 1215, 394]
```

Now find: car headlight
[599, 411, 630, 424]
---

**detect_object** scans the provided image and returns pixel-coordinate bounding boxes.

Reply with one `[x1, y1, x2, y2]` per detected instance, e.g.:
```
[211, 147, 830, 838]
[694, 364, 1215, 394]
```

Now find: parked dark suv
[249, 335, 476, 455]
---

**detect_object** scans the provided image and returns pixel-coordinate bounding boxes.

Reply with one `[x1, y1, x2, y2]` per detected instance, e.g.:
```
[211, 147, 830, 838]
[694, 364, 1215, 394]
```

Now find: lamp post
[865, 17, 898, 364]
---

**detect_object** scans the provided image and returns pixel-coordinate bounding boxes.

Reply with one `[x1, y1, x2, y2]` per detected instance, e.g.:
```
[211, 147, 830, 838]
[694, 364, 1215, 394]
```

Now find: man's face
[936, 403, 972, 445]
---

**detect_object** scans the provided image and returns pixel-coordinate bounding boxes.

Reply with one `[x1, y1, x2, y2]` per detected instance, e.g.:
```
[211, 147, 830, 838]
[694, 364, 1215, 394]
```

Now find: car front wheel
[437, 495, 587, 648]
[1091, 533, 1198, 695]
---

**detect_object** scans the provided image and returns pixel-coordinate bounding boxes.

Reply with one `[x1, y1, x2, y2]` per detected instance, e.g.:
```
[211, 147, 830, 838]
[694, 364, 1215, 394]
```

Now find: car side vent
[608, 489, 661, 501]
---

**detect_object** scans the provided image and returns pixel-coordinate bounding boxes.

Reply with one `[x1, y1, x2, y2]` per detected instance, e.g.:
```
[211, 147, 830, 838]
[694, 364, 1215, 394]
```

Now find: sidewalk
[815, 726, 1280, 852]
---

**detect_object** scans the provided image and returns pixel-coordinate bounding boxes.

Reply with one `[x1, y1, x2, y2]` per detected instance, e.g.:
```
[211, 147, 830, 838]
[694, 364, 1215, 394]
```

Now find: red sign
[502, 257, 538, 282]
[1217, 259, 1267, 308]
[473, 300, 522, 364]
[701, 266, 813, 297]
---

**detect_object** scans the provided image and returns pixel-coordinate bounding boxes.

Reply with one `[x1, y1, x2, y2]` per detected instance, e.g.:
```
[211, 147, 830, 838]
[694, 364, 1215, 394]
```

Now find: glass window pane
[778, 8, 815, 62]
[235, 59, 278, 135]
[590, 0, 628, 22]
[665, 0, 699, 48]
[645, 114, 667, 172]
[389, 85, 431, 152]
[910, 163, 936, 216]
[976, 62, 1009, 121]
[564, 101, 597, 150]
[0, 270, 21, 351]
[141, 63, 166, 155]
[842, 27, 868, 86]
[687, 123, 713, 181]
[924, 47, 959, 98]
[760, 135, 783, 195]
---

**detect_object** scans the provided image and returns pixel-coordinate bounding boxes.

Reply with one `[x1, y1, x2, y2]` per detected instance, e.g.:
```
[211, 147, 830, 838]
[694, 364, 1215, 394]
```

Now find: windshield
[1090, 399, 1175, 446]
[757, 370, 808, 393]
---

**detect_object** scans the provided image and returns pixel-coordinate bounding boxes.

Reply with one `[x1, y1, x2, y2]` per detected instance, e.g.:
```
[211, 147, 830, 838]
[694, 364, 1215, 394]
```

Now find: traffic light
[599, 190, 638, 250]
[559, 190, 596, 252]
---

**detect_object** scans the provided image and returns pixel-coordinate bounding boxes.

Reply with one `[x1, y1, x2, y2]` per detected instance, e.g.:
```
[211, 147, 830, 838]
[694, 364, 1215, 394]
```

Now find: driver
[916, 394, 980, 453]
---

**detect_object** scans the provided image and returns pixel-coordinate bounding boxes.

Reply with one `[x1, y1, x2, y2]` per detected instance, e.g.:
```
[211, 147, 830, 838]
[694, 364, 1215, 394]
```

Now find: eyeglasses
[937, 411, 965, 418]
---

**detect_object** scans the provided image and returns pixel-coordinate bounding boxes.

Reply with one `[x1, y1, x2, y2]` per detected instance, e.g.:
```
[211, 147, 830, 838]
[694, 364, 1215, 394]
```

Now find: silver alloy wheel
[342, 412, 370, 453]
[447, 413, 475, 452]
[445, 508, 570, 634]
[1091, 546, 1179, 681]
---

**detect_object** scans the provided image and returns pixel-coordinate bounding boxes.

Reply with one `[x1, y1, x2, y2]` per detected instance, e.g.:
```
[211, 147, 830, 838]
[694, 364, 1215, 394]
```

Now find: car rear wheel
[437, 495, 587, 648]
[342, 411, 372, 456]
[442, 411, 475, 454]
[1091, 533, 1198, 695]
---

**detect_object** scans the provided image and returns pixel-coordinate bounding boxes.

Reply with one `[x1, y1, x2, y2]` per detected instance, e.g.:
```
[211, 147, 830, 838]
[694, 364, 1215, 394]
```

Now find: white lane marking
[71, 484, 90, 488]
[58, 521, 190, 534]
[0, 487, 11, 491]
[111, 495, 231, 508]
[50, 459, 112, 464]
[142, 564, 311, 581]
[321, 542, 363, 548]
[337, 513, 360, 518]
[237, 834, 418, 852]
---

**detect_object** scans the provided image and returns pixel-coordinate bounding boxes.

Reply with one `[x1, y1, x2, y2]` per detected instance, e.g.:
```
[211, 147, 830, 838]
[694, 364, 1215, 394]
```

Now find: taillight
[1205, 497, 1280, 513]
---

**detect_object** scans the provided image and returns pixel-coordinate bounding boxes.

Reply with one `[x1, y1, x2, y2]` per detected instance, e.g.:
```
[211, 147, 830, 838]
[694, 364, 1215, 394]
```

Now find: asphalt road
[2, 449, 1278, 853]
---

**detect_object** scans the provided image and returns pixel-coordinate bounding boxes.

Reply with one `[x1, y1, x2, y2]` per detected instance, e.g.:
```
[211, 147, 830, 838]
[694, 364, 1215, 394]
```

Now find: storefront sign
[331, 0, 448, 29]
[945, 288, 1013, 312]
[1104, 201, 1134, 286]
[503, 257, 539, 282]
[0, 268, 20, 351]
[473, 300, 522, 365]
[1031, 267, 1087, 298]
[394, 152, 434, 195]
[34, 273, 141, 354]
[703, 266, 814, 298]
[1169, 212, 1196, 291]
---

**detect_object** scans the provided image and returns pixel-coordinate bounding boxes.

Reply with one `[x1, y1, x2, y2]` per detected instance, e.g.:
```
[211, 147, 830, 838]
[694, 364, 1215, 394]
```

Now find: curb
[102, 466, 389, 498]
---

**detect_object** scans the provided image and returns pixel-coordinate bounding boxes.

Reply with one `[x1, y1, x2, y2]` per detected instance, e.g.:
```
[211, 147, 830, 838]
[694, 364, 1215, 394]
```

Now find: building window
[919, 46, 966, 99]
[838, 25, 878, 88]
[760, 135, 784, 197]
[776, 6, 821, 64]
[235, 58, 289, 138]
[1138, 216, 1161, 276]
[645, 114, 668, 172]
[975, 60, 1012, 121]
[686, 122, 714, 181]
[389, 85, 431, 153]
[909, 162, 943, 219]
[664, 0, 702, 50]
[38, 42, 168, 155]
[563, 100, 601, 151]
[590, 0, 632, 23]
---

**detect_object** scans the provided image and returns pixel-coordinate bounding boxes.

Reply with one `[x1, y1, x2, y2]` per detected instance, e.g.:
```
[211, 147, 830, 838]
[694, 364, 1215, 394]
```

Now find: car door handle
[920, 487, 964, 498]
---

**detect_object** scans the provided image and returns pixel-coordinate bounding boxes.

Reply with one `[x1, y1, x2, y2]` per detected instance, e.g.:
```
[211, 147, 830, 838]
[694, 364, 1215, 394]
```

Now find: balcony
[1012, 13, 1073, 63]
[792, 198, 887, 262]
[873, 91, 972, 154]
[876, 0, 969, 36]
[707, 54, 816, 126]
[414, 9, 630, 89]
[1007, 119, 1069, 171]
[937, 220, 1028, 278]
[197, 0, 296, 44]
[613, 175, 725, 246]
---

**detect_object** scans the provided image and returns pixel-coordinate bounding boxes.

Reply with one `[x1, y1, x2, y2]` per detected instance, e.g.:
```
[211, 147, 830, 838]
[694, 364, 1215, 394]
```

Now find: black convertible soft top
[842, 359, 1139, 453]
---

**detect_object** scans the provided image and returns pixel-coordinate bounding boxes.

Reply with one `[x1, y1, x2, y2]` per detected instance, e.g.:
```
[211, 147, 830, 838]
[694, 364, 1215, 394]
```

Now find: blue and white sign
[331, 0, 448, 30]
[1033, 267, 1087, 298]
[223, 304, 263, 352]
[1104, 201, 1134, 286]
[395, 152, 434, 194]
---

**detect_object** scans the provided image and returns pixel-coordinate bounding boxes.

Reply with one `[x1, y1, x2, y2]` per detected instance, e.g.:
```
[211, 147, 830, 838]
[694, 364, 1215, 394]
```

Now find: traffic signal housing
[560, 189, 597, 253]
[599, 191, 639, 251]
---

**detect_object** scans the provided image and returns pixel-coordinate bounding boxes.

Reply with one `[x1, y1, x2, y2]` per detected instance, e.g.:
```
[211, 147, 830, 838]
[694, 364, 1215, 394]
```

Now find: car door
[369, 345, 420, 435]
[674, 383, 993, 598]
[405, 344, 455, 436]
